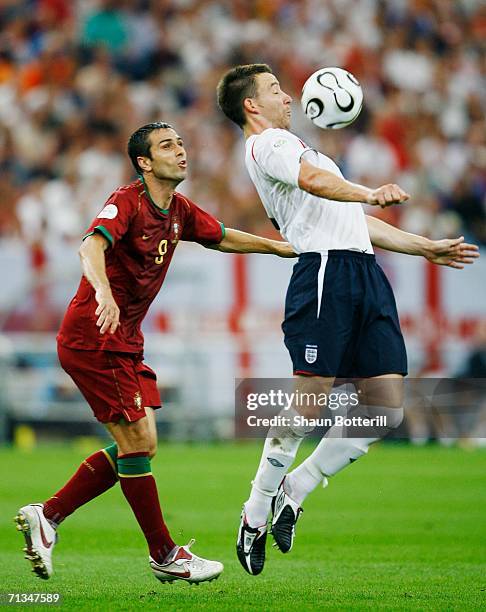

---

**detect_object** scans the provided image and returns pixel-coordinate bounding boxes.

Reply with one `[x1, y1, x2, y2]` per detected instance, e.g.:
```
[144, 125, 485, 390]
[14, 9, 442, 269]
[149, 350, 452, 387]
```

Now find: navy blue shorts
[282, 250, 407, 378]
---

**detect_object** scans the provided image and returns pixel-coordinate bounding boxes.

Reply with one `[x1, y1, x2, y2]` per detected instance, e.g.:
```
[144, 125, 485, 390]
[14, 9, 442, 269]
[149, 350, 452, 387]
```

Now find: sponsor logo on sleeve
[97, 204, 118, 219]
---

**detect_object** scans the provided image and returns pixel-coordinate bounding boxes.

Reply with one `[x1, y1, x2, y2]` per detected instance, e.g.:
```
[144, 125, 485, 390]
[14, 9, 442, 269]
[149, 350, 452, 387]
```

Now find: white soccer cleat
[150, 539, 223, 584]
[15, 504, 57, 579]
[271, 478, 303, 553]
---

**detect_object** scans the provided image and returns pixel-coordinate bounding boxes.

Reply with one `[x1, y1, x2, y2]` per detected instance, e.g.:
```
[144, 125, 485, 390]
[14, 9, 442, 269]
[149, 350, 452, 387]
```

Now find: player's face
[143, 128, 187, 183]
[253, 73, 292, 129]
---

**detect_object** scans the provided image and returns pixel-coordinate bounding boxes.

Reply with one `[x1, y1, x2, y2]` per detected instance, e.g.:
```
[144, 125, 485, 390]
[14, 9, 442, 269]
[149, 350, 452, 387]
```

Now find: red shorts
[57, 344, 161, 424]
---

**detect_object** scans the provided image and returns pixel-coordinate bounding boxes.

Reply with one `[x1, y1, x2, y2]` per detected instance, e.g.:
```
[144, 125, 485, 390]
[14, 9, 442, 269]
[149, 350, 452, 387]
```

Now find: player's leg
[47, 348, 160, 526]
[14, 346, 127, 579]
[285, 374, 404, 504]
[237, 374, 333, 574]
[40, 403, 159, 527]
[286, 253, 408, 504]
[245, 375, 333, 524]
[16, 348, 183, 581]
[274, 253, 408, 552]
[237, 252, 349, 573]
[107, 414, 223, 584]
[15, 441, 119, 580]
[272, 375, 404, 554]
[105, 412, 175, 563]
[41, 442, 119, 525]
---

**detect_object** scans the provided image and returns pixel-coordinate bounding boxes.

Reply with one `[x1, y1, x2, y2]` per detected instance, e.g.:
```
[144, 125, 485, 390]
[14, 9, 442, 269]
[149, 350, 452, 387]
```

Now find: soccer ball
[301, 67, 363, 129]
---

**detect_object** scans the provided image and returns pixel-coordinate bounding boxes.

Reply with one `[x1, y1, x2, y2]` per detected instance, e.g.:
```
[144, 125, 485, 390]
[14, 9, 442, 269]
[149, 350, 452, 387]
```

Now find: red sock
[43, 449, 118, 524]
[117, 452, 176, 563]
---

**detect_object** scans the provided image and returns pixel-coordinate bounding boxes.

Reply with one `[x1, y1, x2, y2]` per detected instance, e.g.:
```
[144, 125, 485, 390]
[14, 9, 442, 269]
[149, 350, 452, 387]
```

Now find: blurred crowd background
[0, 0, 485, 247]
[0, 0, 485, 443]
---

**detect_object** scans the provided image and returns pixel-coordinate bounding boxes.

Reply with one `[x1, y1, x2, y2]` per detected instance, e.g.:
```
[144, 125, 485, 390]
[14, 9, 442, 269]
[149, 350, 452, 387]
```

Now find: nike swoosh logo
[158, 567, 190, 578]
[34, 507, 53, 549]
[142, 235, 150, 240]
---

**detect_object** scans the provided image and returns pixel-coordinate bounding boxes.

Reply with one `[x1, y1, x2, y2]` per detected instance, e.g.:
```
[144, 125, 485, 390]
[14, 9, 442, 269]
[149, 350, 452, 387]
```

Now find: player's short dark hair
[217, 64, 273, 128]
[127, 122, 173, 174]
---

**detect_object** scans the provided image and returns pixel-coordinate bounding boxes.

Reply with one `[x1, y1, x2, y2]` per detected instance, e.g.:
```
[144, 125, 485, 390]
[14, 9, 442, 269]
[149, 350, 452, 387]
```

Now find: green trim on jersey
[139, 175, 170, 215]
[219, 222, 226, 241]
[83, 226, 114, 247]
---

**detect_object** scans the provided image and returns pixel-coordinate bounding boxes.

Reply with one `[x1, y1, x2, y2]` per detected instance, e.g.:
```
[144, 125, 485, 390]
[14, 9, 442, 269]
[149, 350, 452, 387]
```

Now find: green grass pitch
[0, 443, 485, 611]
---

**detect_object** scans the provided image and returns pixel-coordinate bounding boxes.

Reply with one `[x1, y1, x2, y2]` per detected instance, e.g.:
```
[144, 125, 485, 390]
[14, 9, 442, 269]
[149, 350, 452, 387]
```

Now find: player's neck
[140, 174, 176, 211]
[243, 116, 278, 139]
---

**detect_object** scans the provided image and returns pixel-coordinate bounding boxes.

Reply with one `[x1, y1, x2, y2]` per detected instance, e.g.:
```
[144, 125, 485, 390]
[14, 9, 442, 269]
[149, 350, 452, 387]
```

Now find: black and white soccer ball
[301, 67, 363, 129]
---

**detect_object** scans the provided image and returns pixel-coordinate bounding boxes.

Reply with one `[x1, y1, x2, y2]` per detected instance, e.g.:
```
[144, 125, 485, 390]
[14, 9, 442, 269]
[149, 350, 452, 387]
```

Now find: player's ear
[243, 97, 259, 116]
[137, 156, 152, 173]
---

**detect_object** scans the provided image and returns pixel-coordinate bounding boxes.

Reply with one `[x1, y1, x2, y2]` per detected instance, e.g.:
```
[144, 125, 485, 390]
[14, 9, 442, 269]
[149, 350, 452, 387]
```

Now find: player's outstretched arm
[79, 233, 120, 333]
[208, 228, 296, 257]
[298, 159, 409, 207]
[365, 215, 479, 268]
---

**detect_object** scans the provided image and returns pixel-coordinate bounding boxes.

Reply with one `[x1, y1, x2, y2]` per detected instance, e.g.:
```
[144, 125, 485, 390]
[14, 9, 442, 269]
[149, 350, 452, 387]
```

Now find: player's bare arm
[366, 215, 479, 269]
[208, 228, 296, 257]
[298, 158, 410, 207]
[78, 233, 120, 334]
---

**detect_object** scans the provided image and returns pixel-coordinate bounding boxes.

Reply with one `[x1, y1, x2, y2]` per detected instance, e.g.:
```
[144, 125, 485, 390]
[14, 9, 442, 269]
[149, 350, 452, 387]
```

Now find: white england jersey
[245, 128, 373, 254]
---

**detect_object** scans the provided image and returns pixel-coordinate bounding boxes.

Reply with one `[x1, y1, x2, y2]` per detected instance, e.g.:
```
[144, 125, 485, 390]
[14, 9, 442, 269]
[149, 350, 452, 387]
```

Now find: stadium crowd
[0, 0, 484, 249]
[0, 0, 484, 445]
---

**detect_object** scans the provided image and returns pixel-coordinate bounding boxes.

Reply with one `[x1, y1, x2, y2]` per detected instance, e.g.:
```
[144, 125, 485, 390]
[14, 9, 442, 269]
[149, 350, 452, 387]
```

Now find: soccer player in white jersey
[217, 64, 479, 575]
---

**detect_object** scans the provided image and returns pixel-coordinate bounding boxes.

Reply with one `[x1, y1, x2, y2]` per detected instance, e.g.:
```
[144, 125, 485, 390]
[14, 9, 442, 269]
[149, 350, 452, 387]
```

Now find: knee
[384, 395, 404, 410]
[364, 406, 404, 430]
[115, 426, 153, 457]
[294, 404, 321, 420]
[386, 407, 404, 429]
[270, 407, 316, 441]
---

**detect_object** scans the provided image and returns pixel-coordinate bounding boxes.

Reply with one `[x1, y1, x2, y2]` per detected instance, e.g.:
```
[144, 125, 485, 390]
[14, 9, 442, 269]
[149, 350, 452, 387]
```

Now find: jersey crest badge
[134, 391, 142, 411]
[171, 218, 180, 244]
[97, 204, 118, 219]
[305, 344, 318, 364]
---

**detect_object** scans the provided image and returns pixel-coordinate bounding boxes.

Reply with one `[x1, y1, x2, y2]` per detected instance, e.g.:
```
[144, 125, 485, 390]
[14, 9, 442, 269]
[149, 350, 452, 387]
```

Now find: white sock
[286, 407, 403, 505]
[245, 436, 303, 526]
[245, 409, 315, 526]
[285, 460, 327, 506]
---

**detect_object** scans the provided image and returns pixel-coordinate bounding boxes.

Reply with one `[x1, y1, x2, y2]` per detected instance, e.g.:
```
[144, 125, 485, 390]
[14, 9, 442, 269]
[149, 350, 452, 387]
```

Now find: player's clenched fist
[95, 287, 120, 334]
[366, 184, 410, 208]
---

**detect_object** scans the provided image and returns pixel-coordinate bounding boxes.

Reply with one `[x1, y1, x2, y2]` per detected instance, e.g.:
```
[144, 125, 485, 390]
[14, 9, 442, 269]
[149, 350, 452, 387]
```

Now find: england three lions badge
[305, 344, 318, 364]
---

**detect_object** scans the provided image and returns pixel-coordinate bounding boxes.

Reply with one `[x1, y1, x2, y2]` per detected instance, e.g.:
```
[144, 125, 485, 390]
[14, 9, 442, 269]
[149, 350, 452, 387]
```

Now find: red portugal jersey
[57, 179, 224, 353]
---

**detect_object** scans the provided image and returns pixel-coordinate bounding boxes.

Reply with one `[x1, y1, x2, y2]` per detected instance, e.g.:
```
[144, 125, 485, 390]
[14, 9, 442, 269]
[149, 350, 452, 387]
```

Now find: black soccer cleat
[236, 507, 267, 575]
[271, 478, 303, 553]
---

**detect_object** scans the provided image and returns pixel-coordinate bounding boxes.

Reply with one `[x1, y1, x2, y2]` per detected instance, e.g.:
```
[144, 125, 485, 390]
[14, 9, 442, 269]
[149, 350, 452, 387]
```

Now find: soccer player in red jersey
[15, 121, 295, 584]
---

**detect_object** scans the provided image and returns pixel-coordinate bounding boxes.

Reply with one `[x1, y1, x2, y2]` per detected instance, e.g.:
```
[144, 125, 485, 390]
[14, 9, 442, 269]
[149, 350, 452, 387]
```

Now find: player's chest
[124, 209, 183, 267]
